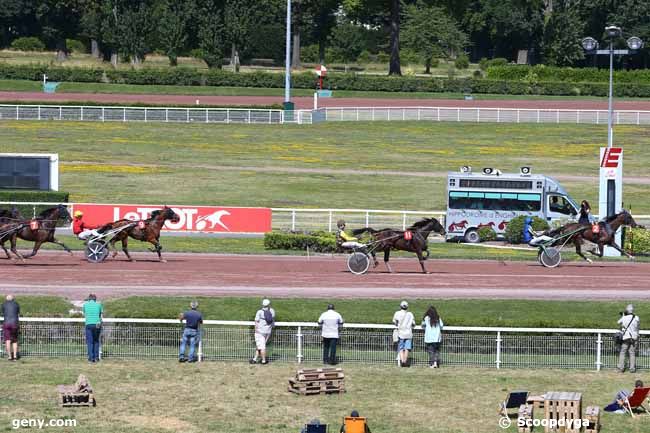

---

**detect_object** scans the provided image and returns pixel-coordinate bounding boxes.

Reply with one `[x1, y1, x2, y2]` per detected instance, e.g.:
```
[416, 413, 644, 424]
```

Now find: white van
[446, 167, 579, 243]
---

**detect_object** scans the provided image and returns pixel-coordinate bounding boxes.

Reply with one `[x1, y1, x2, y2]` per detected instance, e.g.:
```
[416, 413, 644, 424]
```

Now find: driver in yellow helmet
[72, 210, 101, 241]
[336, 220, 365, 249]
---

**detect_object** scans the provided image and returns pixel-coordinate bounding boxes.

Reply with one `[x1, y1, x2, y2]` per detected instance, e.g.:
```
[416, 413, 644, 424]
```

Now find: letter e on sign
[601, 147, 622, 168]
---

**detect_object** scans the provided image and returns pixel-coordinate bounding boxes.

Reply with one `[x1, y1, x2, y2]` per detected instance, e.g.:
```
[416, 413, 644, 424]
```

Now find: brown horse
[0, 207, 25, 261]
[547, 210, 643, 263]
[353, 217, 446, 273]
[100, 206, 180, 262]
[2, 204, 73, 259]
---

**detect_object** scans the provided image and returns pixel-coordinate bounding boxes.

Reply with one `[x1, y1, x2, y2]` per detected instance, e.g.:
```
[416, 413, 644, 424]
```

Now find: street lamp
[581, 26, 643, 255]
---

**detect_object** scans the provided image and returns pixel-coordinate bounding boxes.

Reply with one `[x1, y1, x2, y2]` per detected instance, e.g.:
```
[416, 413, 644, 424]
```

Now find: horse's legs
[573, 238, 592, 263]
[51, 238, 73, 255]
[9, 236, 24, 262]
[415, 249, 428, 273]
[0, 239, 11, 259]
[383, 249, 393, 273]
[610, 241, 635, 260]
[22, 241, 43, 258]
[370, 250, 379, 267]
[121, 237, 135, 262]
[152, 240, 165, 263]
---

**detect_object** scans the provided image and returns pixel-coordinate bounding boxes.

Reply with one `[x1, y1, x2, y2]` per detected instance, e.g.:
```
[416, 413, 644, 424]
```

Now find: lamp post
[283, 0, 294, 117]
[581, 26, 643, 255]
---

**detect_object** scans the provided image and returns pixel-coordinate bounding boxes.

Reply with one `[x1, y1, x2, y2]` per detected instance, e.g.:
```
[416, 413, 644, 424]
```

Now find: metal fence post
[206, 109, 209, 123]
[638, 111, 641, 125]
[497, 109, 500, 123]
[356, 108, 359, 121]
[291, 210, 296, 231]
[186, 109, 190, 123]
[102, 107, 105, 122]
[536, 110, 539, 123]
[418, 108, 421, 121]
[198, 334, 203, 362]
[59, 106, 63, 120]
[596, 111, 599, 124]
[297, 326, 303, 364]
[402, 212, 407, 230]
[496, 331, 502, 369]
[437, 107, 440, 122]
[123, 108, 126, 122]
[576, 110, 579, 124]
[556, 110, 560, 123]
[248, 110, 251, 124]
[166, 109, 169, 122]
[144, 108, 146, 122]
[372, 107, 375, 121]
[477, 108, 480, 123]
[596, 333, 602, 371]
[457, 108, 460, 122]
[328, 211, 333, 232]
[365, 211, 370, 227]
[38, 106, 41, 120]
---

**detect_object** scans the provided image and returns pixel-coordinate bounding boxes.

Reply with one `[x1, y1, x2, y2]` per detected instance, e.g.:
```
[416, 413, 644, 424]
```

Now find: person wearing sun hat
[250, 299, 275, 365]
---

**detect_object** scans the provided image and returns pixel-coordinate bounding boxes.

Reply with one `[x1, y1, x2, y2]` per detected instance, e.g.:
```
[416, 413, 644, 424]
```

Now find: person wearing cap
[82, 294, 103, 363]
[393, 301, 415, 367]
[2, 294, 20, 361]
[617, 304, 640, 373]
[178, 300, 203, 363]
[72, 210, 101, 241]
[251, 299, 275, 365]
[339, 410, 372, 433]
[336, 220, 365, 250]
[318, 304, 344, 365]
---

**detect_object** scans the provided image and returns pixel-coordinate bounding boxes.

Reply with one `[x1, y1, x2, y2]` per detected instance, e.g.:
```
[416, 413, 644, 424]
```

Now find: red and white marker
[315, 65, 328, 89]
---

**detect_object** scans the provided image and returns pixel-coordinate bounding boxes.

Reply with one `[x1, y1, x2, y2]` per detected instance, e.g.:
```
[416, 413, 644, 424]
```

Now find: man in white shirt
[250, 299, 275, 365]
[617, 304, 640, 373]
[393, 301, 415, 367]
[318, 304, 344, 365]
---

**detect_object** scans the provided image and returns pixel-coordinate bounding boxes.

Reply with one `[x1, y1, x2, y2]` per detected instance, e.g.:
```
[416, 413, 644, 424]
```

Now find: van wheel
[464, 229, 480, 244]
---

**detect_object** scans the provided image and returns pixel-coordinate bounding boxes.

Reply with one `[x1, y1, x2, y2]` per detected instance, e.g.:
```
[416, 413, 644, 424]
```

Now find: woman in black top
[578, 200, 591, 225]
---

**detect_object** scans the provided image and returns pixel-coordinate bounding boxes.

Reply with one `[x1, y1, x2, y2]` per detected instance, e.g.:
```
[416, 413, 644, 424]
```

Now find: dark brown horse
[0, 207, 25, 260]
[547, 210, 643, 262]
[353, 217, 446, 273]
[100, 206, 180, 262]
[2, 204, 73, 259]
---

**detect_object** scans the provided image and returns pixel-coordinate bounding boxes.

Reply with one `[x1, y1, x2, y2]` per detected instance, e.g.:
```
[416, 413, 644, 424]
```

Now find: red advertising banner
[72, 204, 271, 233]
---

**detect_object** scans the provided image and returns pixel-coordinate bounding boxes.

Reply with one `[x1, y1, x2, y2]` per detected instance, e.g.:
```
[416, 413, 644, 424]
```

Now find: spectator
[250, 298, 275, 365]
[2, 294, 20, 361]
[179, 300, 203, 363]
[82, 294, 103, 363]
[605, 379, 644, 413]
[318, 304, 344, 365]
[422, 305, 444, 368]
[618, 304, 640, 373]
[339, 410, 371, 433]
[578, 200, 592, 225]
[393, 301, 415, 367]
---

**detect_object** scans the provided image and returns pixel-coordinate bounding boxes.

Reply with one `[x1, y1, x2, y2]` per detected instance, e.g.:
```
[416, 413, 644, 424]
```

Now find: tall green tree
[196, 0, 226, 68]
[305, 0, 340, 64]
[156, 0, 195, 66]
[0, 0, 38, 48]
[542, 3, 584, 66]
[35, 0, 82, 60]
[402, 1, 468, 73]
[224, 0, 254, 72]
[79, 0, 103, 57]
[328, 22, 365, 70]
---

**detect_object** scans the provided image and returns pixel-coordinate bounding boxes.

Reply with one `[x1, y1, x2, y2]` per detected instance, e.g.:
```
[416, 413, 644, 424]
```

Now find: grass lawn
[0, 359, 647, 433]
[1, 121, 649, 212]
[8, 293, 650, 328]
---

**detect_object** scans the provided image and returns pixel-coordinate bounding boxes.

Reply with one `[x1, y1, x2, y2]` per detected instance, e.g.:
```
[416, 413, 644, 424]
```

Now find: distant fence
[4, 104, 650, 126]
[3, 318, 649, 371]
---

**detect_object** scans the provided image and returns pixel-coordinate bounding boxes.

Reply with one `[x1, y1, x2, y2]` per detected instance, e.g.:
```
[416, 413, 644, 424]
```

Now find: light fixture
[482, 167, 497, 175]
[520, 166, 531, 176]
[605, 25, 622, 39]
[581, 37, 598, 52]
[627, 36, 644, 51]
[460, 165, 472, 173]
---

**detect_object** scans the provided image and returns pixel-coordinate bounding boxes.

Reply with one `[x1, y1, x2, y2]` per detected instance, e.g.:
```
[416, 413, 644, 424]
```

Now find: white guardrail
[3, 104, 650, 125]
[2, 202, 649, 234]
[3, 317, 648, 370]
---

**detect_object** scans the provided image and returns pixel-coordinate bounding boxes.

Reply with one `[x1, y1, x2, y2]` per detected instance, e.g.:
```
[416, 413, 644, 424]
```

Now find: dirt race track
[2, 252, 649, 301]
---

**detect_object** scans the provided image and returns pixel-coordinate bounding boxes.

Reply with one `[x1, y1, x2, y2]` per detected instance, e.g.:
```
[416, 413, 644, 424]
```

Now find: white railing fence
[4, 318, 648, 371]
[3, 104, 650, 125]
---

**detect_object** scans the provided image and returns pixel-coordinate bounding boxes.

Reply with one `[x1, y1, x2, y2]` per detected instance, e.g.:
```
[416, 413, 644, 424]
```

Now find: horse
[3, 204, 73, 259]
[352, 217, 446, 273]
[99, 206, 180, 262]
[547, 210, 643, 263]
[0, 207, 25, 261]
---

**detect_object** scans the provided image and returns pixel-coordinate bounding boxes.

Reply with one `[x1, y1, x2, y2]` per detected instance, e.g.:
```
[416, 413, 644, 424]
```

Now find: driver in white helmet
[72, 210, 101, 241]
[336, 220, 365, 249]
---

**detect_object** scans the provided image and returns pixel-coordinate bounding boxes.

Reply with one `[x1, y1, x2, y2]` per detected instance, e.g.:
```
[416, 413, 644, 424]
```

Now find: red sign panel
[72, 204, 271, 233]
[600, 147, 623, 168]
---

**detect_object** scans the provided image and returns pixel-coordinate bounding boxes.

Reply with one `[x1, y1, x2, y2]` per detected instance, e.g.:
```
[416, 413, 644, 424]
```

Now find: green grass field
[0, 359, 647, 433]
[2, 121, 649, 212]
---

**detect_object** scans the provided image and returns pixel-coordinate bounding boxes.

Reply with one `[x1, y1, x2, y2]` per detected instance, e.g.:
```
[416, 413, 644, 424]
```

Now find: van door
[546, 194, 576, 221]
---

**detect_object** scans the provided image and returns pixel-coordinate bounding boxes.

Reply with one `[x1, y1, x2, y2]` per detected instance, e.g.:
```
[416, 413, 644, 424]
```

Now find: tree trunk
[425, 58, 431, 74]
[169, 54, 178, 67]
[110, 53, 118, 67]
[319, 40, 326, 65]
[91, 40, 101, 58]
[389, 0, 401, 75]
[231, 42, 237, 72]
[55, 38, 68, 62]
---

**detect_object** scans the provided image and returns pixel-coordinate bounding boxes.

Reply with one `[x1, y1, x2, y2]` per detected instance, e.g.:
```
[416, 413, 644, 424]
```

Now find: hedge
[264, 231, 336, 253]
[0, 190, 70, 221]
[504, 216, 549, 244]
[486, 64, 650, 84]
[3, 63, 650, 97]
[626, 228, 650, 255]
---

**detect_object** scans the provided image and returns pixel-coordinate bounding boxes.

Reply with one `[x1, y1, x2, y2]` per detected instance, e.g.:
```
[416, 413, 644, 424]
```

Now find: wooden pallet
[57, 374, 96, 407]
[289, 368, 345, 396]
[584, 406, 600, 433]
[517, 404, 533, 433]
[543, 392, 581, 433]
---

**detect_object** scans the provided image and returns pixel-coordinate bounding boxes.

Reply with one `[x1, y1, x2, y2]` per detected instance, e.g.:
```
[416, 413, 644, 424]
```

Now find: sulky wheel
[539, 247, 562, 268]
[347, 251, 370, 275]
[85, 240, 109, 263]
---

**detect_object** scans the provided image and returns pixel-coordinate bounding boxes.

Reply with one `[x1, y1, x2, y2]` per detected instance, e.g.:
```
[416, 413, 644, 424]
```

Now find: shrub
[625, 228, 650, 255]
[302, 45, 321, 63]
[400, 48, 422, 65]
[478, 226, 497, 242]
[66, 39, 86, 54]
[263, 231, 336, 253]
[454, 54, 469, 70]
[473, 70, 483, 78]
[377, 52, 390, 63]
[504, 216, 549, 244]
[10, 37, 45, 52]
[188, 48, 204, 60]
[479, 57, 489, 71]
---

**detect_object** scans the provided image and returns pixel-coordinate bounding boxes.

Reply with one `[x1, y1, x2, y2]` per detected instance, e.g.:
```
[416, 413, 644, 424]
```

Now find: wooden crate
[296, 368, 344, 381]
[543, 392, 582, 433]
[517, 404, 533, 433]
[584, 406, 600, 433]
[57, 374, 96, 407]
[289, 368, 345, 396]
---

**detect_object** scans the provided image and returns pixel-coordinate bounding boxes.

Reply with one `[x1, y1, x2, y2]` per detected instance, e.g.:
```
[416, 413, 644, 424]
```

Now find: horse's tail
[352, 227, 379, 236]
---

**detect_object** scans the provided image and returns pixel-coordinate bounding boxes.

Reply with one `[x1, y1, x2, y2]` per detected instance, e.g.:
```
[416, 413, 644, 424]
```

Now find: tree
[402, 1, 468, 73]
[0, 0, 38, 48]
[329, 22, 365, 70]
[196, 0, 226, 68]
[542, 4, 584, 66]
[156, 0, 195, 66]
[35, 0, 82, 61]
[224, 0, 254, 72]
[117, 1, 154, 65]
[305, 0, 339, 64]
[79, 0, 103, 58]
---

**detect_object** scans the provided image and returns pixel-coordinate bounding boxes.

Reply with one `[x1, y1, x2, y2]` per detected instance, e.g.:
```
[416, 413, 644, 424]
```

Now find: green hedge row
[0, 190, 70, 220]
[4, 63, 650, 97]
[486, 64, 650, 84]
[264, 231, 336, 253]
[626, 228, 650, 255]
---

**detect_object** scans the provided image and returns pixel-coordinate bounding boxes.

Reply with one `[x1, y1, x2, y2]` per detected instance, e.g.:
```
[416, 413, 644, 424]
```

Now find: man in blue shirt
[2, 295, 20, 361]
[179, 300, 203, 363]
